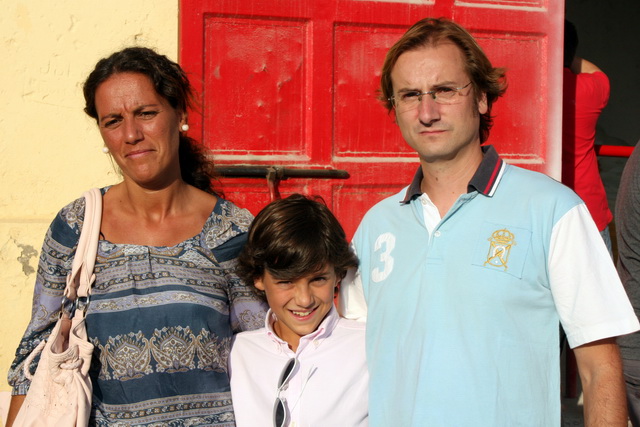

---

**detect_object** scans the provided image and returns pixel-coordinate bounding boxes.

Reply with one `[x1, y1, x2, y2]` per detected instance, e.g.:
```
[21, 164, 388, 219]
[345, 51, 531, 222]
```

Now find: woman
[7, 47, 268, 426]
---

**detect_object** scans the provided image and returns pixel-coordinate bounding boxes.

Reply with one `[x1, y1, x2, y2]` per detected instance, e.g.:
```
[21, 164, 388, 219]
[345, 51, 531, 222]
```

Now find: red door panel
[180, 0, 564, 239]
[204, 17, 308, 159]
[334, 24, 415, 160]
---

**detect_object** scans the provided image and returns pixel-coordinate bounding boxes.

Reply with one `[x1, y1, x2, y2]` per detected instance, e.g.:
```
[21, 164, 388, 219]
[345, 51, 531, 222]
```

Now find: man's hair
[380, 17, 507, 143]
[564, 20, 579, 68]
[237, 194, 358, 285]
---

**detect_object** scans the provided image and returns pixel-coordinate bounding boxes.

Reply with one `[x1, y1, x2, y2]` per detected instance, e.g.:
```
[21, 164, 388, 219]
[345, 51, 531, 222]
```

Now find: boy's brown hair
[237, 194, 358, 284]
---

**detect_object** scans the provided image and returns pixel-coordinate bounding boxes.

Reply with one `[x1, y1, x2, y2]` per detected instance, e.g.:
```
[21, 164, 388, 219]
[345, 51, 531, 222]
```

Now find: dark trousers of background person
[623, 358, 640, 426]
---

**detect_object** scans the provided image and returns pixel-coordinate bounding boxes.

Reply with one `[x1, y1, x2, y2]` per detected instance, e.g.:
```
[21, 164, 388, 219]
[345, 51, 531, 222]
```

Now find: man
[562, 20, 613, 253]
[616, 140, 640, 426]
[339, 18, 639, 426]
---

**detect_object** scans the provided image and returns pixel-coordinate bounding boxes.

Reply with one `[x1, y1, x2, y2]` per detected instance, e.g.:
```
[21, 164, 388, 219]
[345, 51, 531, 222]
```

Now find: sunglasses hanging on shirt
[273, 358, 297, 427]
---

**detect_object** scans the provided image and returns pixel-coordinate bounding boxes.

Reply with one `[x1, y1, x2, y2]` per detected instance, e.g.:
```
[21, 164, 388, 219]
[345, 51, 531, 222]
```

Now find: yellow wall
[0, 1, 177, 422]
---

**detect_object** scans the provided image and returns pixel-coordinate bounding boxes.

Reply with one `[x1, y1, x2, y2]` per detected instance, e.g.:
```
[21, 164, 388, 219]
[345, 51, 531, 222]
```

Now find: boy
[230, 194, 368, 427]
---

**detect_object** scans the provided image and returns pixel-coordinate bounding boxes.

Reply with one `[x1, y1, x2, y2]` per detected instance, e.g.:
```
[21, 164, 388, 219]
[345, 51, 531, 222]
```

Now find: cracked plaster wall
[0, 0, 178, 418]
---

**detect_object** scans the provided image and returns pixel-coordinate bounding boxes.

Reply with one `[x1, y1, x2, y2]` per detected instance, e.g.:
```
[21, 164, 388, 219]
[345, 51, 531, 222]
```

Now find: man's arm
[570, 56, 602, 74]
[573, 337, 628, 426]
[337, 266, 368, 321]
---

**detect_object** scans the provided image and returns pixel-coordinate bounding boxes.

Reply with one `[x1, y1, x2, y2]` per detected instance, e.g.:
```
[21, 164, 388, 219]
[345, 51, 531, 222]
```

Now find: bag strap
[63, 188, 103, 301]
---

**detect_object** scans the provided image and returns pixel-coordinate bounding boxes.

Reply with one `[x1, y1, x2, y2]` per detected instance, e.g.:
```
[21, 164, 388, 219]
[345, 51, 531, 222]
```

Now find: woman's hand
[5, 394, 26, 427]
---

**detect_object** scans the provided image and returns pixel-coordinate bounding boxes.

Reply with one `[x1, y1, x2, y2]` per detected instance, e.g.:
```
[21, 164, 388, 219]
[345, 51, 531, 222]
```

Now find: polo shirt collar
[265, 305, 340, 353]
[401, 145, 505, 204]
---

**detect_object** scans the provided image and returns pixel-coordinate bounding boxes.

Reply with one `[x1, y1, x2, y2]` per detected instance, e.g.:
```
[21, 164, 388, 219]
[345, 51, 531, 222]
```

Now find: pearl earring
[102, 147, 110, 154]
[181, 124, 189, 132]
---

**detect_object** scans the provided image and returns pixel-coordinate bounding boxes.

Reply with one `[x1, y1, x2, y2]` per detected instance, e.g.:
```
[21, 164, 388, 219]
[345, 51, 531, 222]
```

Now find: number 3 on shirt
[371, 232, 395, 283]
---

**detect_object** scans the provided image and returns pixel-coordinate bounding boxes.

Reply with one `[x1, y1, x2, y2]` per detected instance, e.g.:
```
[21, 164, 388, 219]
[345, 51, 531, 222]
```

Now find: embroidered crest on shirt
[484, 229, 516, 271]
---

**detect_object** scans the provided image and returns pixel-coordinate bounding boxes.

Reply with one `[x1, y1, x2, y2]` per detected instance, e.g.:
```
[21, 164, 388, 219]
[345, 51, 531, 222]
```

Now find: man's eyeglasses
[389, 82, 472, 112]
[273, 358, 297, 427]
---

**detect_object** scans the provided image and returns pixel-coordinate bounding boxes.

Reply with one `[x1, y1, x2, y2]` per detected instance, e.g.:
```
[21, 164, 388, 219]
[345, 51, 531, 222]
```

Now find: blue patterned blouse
[8, 189, 268, 426]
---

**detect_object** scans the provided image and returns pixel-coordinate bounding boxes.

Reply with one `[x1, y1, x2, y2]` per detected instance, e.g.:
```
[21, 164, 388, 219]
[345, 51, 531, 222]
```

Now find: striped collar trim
[401, 145, 505, 204]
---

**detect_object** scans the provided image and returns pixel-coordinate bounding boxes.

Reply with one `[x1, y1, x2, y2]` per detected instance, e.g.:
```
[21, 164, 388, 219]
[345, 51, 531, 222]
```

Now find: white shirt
[229, 306, 368, 427]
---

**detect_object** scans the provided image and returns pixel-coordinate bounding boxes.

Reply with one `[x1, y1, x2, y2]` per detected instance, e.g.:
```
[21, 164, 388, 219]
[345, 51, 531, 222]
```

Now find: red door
[180, 0, 564, 239]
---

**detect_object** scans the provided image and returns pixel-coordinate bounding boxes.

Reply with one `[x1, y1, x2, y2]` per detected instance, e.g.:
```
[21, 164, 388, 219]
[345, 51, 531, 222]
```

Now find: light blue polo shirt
[353, 146, 582, 426]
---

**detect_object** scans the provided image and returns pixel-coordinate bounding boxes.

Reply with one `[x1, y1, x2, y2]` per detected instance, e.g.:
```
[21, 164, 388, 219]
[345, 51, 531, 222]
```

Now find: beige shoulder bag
[14, 188, 102, 427]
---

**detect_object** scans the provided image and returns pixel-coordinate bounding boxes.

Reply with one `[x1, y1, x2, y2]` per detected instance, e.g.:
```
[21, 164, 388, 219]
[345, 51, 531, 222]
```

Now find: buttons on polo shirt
[421, 197, 428, 206]
[434, 230, 441, 237]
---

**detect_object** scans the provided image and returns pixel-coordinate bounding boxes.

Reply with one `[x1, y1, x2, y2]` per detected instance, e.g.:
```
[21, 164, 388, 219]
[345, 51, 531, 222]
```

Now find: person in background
[7, 47, 268, 426]
[616, 139, 640, 426]
[339, 17, 639, 426]
[562, 19, 613, 253]
[230, 194, 367, 427]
